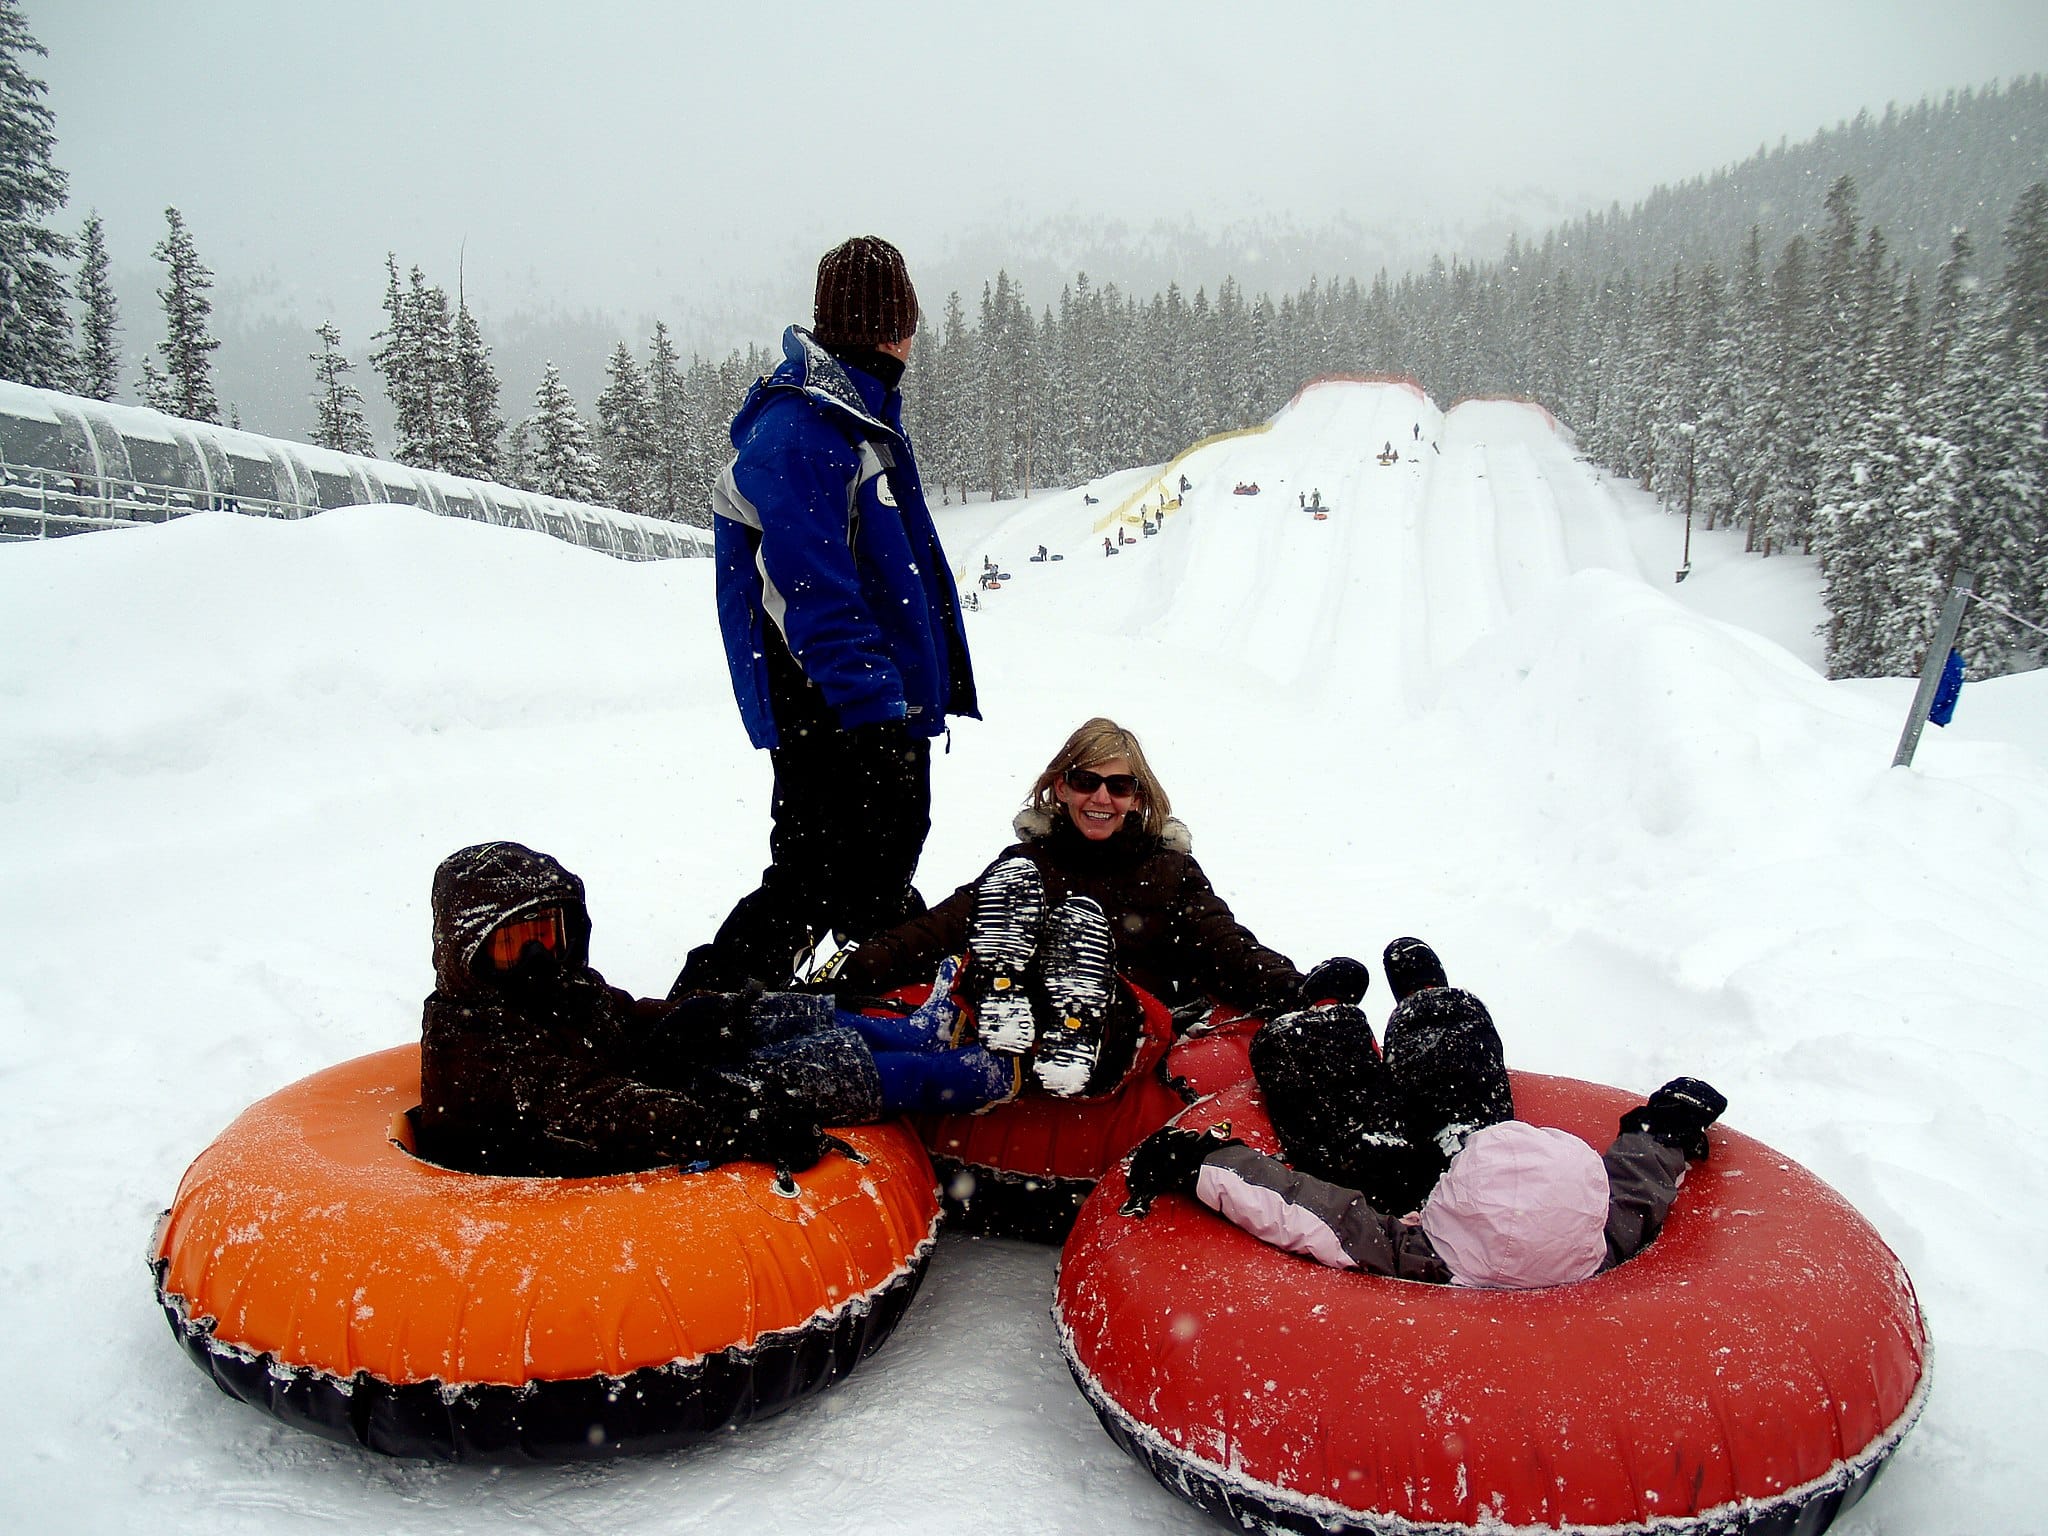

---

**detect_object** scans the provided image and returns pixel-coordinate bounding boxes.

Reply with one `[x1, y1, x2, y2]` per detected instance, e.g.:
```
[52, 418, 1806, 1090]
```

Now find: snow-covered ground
[3, 382, 2041, 1533]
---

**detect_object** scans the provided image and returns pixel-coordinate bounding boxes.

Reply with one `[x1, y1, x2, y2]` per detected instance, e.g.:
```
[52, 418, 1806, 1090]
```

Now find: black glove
[731, 1095, 837, 1173]
[1301, 956, 1370, 1007]
[1619, 1077, 1728, 1161]
[672, 984, 764, 1056]
[1122, 1122, 1241, 1217]
[635, 986, 764, 1083]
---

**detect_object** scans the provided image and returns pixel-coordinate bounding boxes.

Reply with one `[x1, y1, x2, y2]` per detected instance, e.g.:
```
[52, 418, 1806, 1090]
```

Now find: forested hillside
[7, 0, 2043, 683]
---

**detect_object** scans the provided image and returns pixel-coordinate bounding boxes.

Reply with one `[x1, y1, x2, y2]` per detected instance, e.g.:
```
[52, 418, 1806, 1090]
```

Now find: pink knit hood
[1419, 1121, 1609, 1289]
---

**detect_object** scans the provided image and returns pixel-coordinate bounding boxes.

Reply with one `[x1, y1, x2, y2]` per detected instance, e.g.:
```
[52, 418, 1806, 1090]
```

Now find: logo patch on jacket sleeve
[874, 475, 899, 508]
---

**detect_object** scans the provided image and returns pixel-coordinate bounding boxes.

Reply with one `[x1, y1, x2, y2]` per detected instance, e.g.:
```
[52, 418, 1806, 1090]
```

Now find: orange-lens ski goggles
[487, 908, 565, 970]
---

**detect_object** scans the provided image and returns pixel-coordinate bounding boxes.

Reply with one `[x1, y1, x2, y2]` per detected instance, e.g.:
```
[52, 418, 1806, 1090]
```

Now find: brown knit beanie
[814, 237, 920, 348]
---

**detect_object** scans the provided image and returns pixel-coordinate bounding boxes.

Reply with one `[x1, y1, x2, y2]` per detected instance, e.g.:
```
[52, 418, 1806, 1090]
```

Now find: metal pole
[1893, 568, 1974, 768]
[1682, 440, 1695, 567]
[1675, 423, 1695, 582]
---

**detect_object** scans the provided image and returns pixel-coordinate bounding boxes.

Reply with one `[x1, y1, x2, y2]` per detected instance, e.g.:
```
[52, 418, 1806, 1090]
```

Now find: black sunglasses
[1065, 767, 1140, 797]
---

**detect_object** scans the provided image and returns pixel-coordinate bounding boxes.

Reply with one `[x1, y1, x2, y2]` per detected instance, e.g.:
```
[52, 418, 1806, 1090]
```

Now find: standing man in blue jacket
[675, 237, 979, 994]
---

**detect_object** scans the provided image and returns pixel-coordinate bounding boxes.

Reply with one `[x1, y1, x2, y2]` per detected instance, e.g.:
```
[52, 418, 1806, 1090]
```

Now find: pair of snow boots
[954, 858, 1117, 1098]
[1251, 937, 1512, 1214]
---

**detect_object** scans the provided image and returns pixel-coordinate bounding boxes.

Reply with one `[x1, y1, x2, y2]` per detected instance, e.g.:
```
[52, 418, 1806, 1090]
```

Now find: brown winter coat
[838, 810, 1306, 1017]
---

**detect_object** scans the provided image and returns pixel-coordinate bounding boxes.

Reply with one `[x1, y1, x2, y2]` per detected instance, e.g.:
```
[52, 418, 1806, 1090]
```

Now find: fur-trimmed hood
[1012, 805, 1193, 853]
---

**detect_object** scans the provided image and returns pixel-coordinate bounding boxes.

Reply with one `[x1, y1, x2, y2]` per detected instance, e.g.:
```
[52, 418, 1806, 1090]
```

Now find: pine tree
[1765, 234, 1821, 554]
[371, 257, 471, 473]
[309, 322, 373, 454]
[369, 255, 409, 440]
[149, 206, 219, 422]
[925, 293, 970, 502]
[595, 340, 652, 515]
[2000, 183, 2048, 349]
[451, 292, 503, 478]
[408, 268, 467, 473]
[526, 361, 603, 502]
[1968, 183, 2048, 671]
[0, 0, 73, 387]
[1926, 230, 1974, 383]
[135, 355, 172, 411]
[502, 418, 532, 492]
[642, 320, 701, 523]
[72, 210, 117, 400]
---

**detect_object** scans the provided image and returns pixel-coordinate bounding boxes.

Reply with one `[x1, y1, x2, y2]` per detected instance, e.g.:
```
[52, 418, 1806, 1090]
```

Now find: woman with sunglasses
[834, 718, 1315, 1097]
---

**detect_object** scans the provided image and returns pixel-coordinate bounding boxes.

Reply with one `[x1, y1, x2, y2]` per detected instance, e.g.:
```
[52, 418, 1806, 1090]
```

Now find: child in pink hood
[1122, 938, 1725, 1289]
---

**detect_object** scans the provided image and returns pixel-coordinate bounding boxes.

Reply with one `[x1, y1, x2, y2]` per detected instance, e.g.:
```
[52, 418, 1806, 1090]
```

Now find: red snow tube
[912, 995, 1259, 1242]
[1055, 1072, 1929, 1536]
[151, 1045, 942, 1460]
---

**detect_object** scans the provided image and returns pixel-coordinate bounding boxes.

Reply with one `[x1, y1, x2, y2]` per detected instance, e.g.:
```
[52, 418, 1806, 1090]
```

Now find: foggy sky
[25, 0, 2048, 347]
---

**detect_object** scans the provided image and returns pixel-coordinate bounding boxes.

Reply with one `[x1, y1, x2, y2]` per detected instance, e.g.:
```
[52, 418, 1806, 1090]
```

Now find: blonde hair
[1026, 717, 1172, 836]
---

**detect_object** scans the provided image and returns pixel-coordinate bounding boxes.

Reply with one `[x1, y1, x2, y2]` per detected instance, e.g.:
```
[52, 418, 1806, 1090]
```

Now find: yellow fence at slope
[1091, 422, 1275, 536]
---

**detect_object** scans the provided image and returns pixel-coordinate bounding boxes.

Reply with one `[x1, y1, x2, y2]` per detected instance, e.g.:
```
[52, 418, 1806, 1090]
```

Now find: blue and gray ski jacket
[712, 326, 978, 749]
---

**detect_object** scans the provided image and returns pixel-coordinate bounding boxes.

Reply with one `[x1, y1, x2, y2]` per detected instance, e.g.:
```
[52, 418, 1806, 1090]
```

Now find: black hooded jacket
[415, 841, 879, 1177]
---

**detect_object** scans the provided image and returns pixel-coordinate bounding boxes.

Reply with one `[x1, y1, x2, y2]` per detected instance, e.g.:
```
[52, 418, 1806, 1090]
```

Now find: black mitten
[635, 986, 764, 1083]
[671, 983, 764, 1057]
[1619, 1077, 1728, 1161]
[732, 1094, 834, 1172]
[1301, 956, 1371, 1007]
[1122, 1122, 1241, 1217]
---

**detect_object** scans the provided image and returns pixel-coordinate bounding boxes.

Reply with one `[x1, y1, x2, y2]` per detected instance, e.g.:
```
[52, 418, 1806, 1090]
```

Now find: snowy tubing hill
[3, 380, 2045, 1533]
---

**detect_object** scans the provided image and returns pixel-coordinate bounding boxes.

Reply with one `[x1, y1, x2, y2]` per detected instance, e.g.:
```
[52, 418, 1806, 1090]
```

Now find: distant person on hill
[1103, 535, 1118, 557]
[676, 237, 979, 995]
[1122, 937, 1724, 1289]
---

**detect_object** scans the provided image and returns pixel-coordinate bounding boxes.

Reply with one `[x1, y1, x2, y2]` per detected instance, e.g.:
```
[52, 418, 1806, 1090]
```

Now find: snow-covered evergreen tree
[1971, 183, 2048, 670]
[371, 257, 476, 474]
[2000, 183, 2048, 348]
[595, 341, 652, 516]
[925, 292, 970, 502]
[975, 274, 1021, 498]
[148, 207, 219, 422]
[309, 322, 373, 455]
[72, 210, 117, 400]
[407, 269, 467, 473]
[1766, 234, 1822, 554]
[502, 418, 532, 492]
[1925, 230, 1975, 385]
[0, 0, 72, 387]
[369, 256, 410, 440]
[642, 320, 702, 524]
[451, 294, 503, 479]
[526, 361, 603, 502]
[135, 355, 172, 412]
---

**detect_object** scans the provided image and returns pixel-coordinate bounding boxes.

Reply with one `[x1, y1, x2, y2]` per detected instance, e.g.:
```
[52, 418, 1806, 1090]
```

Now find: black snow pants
[676, 646, 931, 994]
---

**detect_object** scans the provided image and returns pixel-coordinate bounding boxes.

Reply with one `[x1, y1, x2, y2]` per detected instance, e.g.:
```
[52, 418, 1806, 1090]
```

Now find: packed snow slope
[3, 380, 2042, 1534]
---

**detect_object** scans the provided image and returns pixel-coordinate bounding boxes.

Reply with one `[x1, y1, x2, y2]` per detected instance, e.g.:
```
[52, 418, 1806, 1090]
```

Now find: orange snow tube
[151, 1044, 942, 1460]
[1056, 1071, 1930, 1536]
